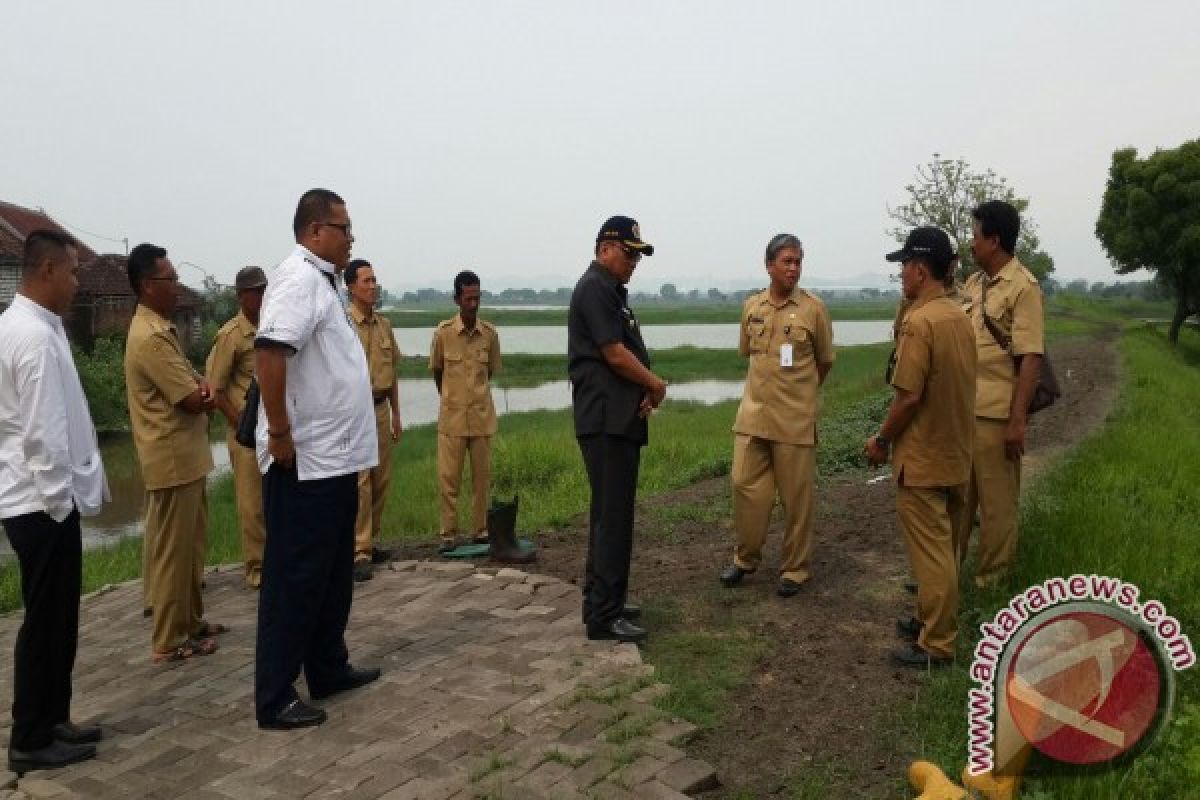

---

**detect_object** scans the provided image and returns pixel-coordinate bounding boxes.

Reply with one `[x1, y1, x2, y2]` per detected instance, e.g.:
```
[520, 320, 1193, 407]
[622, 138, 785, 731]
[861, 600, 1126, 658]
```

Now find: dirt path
[394, 332, 1121, 798]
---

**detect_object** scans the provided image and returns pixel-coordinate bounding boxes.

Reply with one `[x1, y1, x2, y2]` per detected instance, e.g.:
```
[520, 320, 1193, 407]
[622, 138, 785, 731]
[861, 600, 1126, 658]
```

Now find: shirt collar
[984, 256, 1021, 285]
[908, 288, 948, 313]
[12, 292, 62, 329]
[296, 244, 337, 277]
[765, 287, 803, 309]
[348, 302, 372, 325]
[588, 260, 626, 297]
[236, 311, 258, 335]
[453, 313, 481, 336]
[135, 302, 174, 333]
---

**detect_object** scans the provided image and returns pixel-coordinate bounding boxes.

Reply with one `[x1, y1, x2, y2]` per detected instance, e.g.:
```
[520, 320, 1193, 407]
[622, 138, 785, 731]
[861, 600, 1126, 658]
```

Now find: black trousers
[255, 466, 356, 720]
[2, 510, 82, 751]
[578, 434, 642, 628]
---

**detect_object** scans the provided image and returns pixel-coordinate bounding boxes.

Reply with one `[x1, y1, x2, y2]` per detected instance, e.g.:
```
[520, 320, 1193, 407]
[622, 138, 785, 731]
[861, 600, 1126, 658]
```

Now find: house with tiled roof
[1, 200, 202, 350]
[68, 253, 203, 351]
[0, 200, 98, 308]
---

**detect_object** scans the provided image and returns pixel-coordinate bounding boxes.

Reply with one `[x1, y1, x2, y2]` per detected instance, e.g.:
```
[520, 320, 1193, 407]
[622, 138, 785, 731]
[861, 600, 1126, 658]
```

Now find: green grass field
[895, 324, 1200, 800]
[0, 341, 891, 612]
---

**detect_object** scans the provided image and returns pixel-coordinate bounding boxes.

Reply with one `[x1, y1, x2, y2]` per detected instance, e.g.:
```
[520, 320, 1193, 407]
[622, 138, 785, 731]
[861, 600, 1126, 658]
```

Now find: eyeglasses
[145, 275, 180, 283]
[320, 221, 353, 236]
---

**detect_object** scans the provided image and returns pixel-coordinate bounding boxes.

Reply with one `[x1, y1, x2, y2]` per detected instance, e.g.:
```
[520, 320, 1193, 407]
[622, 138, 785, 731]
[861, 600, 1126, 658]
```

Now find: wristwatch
[873, 434, 891, 450]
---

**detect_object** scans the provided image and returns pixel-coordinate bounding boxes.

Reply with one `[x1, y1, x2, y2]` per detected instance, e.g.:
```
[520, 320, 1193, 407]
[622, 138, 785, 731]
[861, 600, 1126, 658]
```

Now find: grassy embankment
[0, 340, 892, 612]
[885, 320, 1200, 800]
[383, 300, 897, 328]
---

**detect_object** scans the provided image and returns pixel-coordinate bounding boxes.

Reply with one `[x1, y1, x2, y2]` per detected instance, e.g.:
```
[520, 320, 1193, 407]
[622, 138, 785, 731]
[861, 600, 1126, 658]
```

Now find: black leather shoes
[777, 578, 804, 598]
[896, 616, 922, 642]
[259, 698, 328, 730]
[353, 562, 373, 583]
[890, 644, 953, 670]
[53, 721, 102, 744]
[310, 666, 382, 701]
[587, 618, 648, 644]
[8, 740, 96, 774]
[719, 564, 752, 587]
[621, 604, 641, 620]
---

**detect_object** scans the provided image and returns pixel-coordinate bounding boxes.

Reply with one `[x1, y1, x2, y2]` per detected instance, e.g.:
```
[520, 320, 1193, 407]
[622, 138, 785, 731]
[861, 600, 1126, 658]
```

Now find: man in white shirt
[253, 189, 380, 730]
[0, 231, 109, 774]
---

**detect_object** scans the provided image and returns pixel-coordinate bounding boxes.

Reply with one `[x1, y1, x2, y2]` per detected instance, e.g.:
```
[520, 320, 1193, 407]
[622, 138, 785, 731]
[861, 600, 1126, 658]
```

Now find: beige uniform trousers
[731, 434, 816, 584]
[144, 477, 207, 653]
[356, 402, 394, 562]
[955, 418, 1021, 588]
[897, 483, 967, 659]
[437, 433, 491, 536]
[226, 430, 265, 585]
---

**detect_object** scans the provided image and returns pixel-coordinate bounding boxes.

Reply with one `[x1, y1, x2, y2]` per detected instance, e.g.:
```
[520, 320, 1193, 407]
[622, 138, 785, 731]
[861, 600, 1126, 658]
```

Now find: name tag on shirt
[780, 343, 793, 367]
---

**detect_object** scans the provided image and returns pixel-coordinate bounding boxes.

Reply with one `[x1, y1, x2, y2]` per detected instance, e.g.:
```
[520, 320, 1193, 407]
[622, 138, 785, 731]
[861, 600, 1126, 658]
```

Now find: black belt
[373, 392, 389, 405]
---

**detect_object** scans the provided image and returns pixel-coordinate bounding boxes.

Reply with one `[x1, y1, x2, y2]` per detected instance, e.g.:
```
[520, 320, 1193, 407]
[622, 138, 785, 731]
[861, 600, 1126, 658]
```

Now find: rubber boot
[962, 767, 1022, 800]
[487, 496, 535, 564]
[908, 761, 967, 800]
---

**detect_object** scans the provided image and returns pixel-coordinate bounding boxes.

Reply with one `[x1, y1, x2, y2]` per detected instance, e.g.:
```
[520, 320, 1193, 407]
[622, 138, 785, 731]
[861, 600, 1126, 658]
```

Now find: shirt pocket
[788, 326, 813, 355]
[746, 319, 768, 354]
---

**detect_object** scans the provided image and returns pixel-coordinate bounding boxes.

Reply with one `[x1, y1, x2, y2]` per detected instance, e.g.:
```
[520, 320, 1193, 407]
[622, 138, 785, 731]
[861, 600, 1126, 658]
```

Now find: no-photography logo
[967, 576, 1195, 776]
[1005, 607, 1168, 765]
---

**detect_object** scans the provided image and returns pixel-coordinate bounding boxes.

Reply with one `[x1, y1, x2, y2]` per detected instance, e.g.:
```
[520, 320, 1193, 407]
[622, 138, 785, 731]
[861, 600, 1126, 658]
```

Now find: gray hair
[765, 233, 803, 265]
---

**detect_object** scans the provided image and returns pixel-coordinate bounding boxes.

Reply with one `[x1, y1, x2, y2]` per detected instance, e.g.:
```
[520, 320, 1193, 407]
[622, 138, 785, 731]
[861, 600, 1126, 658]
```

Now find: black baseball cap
[596, 216, 654, 256]
[885, 227, 955, 264]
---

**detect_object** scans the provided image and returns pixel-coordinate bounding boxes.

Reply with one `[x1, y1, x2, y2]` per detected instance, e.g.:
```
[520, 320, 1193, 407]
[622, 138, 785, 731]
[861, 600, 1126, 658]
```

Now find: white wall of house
[0, 263, 18, 307]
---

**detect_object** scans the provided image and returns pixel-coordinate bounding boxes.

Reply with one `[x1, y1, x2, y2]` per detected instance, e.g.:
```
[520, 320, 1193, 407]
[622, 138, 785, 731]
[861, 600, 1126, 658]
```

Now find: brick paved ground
[0, 562, 716, 799]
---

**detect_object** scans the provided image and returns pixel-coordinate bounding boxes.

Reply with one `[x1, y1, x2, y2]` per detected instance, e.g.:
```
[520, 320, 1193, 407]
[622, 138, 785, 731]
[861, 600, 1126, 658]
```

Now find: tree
[1096, 139, 1200, 344]
[660, 282, 679, 301]
[887, 154, 1056, 283]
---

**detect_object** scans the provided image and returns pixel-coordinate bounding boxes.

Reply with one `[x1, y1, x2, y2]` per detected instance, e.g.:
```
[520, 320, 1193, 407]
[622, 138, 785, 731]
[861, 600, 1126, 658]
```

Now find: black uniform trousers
[255, 465, 356, 721]
[2, 509, 82, 751]
[578, 434, 642, 628]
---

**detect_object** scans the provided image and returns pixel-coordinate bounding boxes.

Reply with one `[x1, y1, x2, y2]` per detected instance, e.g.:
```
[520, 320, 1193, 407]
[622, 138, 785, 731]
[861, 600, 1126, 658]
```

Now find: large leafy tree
[887, 154, 1056, 283]
[1096, 139, 1200, 344]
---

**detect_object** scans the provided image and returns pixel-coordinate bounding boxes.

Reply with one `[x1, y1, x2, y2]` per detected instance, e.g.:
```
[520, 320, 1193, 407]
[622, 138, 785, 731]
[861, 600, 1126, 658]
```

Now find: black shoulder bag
[981, 281, 1061, 415]
[235, 378, 260, 448]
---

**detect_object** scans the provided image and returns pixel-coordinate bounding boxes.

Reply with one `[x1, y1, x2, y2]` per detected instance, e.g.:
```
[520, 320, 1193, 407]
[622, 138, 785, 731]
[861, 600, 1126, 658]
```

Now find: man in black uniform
[568, 216, 668, 644]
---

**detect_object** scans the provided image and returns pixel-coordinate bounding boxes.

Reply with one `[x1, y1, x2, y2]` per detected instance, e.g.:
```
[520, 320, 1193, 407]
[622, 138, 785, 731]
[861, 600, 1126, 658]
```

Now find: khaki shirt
[205, 311, 257, 419]
[891, 292, 976, 488]
[961, 258, 1045, 420]
[732, 288, 835, 446]
[124, 304, 213, 490]
[429, 315, 501, 437]
[349, 303, 400, 395]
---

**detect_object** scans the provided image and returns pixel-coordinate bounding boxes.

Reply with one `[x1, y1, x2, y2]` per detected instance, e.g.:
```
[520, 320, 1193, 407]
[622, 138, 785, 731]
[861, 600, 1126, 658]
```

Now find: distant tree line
[393, 285, 903, 307]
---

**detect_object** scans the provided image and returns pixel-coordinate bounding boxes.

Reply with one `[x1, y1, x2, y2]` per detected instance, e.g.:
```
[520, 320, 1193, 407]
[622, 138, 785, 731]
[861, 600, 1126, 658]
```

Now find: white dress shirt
[0, 294, 110, 522]
[255, 245, 377, 480]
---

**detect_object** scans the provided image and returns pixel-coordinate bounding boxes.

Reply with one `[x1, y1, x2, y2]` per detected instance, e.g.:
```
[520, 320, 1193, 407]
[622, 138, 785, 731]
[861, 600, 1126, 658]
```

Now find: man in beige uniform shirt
[124, 243, 223, 663]
[430, 271, 500, 552]
[205, 266, 268, 589]
[866, 227, 976, 668]
[346, 259, 401, 582]
[956, 201, 1045, 588]
[719, 234, 834, 598]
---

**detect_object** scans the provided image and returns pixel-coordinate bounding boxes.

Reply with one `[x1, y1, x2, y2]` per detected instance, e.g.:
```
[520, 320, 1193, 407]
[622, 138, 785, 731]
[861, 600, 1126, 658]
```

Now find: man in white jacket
[0, 230, 110, 774]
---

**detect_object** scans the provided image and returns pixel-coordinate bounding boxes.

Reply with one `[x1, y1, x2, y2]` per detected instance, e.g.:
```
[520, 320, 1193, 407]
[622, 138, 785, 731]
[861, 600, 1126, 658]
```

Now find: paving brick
[0, 562, 716, 799]
[655, 757, 719, 794]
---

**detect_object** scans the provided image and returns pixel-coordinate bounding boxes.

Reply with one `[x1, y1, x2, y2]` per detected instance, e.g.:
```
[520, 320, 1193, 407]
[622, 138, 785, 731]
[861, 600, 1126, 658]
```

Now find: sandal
[151, 636, 218, 664]
[194, 622, 229, 637]
[471, 532, 490, 545]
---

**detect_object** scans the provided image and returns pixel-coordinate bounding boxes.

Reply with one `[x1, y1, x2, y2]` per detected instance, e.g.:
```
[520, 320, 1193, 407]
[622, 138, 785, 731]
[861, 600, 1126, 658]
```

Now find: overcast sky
[3, 1, 1197, 293]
